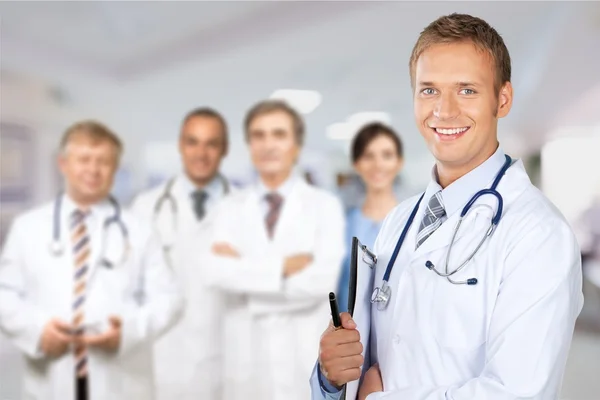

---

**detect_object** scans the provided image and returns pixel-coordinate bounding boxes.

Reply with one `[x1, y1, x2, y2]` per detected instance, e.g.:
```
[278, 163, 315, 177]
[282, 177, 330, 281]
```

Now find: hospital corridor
[1, 1, 599, 399]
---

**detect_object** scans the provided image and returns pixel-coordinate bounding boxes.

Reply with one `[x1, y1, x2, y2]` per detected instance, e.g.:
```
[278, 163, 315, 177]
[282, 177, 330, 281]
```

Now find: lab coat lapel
[248, 189, 271, 245]
[271, 180, 304, 244]
[173, 178, 197, 232]
[176, 176, 230, 234]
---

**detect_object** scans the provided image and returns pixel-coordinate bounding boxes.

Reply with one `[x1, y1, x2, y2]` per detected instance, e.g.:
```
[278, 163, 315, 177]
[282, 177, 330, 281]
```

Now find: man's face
[247, 111, 300, 177]
[413, 41, 512, 173]
[58, 136, 118, 204]
[179, 116, 226, 186]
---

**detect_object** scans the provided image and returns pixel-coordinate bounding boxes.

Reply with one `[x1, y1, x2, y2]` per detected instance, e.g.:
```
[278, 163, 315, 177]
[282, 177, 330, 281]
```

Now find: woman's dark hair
[351, 122, 403, 163]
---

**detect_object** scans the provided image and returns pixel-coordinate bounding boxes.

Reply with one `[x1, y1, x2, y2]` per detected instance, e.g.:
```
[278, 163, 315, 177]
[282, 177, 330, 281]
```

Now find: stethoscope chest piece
[371, 281, 392, 311]
[49, 241, 64, 257]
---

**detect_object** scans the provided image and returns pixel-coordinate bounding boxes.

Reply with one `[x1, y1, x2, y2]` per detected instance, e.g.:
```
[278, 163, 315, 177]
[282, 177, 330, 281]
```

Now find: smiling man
[130, 107, 232, 400]
[0, 120, 182, 400]
[311, 13, 583, 400]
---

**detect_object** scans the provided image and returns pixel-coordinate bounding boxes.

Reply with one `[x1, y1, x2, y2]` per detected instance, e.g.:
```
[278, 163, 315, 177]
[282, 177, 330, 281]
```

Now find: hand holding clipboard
[316, 237, 377, 399]
[318, 292, 363, 390]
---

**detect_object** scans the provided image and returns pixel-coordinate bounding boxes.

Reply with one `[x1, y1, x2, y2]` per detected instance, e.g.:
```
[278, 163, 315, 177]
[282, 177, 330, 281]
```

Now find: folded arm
[206, 196, 346, 309]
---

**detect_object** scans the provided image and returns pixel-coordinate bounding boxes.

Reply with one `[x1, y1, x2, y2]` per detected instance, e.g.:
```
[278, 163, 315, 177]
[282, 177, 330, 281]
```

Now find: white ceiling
[1, 1, 599, 168]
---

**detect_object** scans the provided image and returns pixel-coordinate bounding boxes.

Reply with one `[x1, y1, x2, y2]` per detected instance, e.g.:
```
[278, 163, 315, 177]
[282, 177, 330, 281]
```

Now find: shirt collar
[424, 146, 507, 217]
[180, 173, 197, 197]
[256, 171, 299, 202]
[61, 193, 113, 223]
[180, 173, 226, 202]
[204, 175, 226, 201]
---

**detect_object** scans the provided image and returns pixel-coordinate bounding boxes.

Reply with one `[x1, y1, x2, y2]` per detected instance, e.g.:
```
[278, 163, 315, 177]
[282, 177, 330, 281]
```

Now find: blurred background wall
[1, 1, 599, 399]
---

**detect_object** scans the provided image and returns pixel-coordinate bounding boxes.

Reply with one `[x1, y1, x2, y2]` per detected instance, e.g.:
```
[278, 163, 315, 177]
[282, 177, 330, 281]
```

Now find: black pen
[329, 292, 342, 329]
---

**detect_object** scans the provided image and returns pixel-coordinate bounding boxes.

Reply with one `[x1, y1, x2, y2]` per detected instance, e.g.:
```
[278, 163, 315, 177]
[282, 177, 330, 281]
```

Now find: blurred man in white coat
[0, 120, 183, 400]
[130, 107, 232, 400]
[206, 99, 346, 400]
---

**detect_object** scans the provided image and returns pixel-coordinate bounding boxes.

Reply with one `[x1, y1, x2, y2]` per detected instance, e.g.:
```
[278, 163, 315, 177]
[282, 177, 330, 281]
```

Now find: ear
[221, 140, 229, 158]
[496, 81, 513, 119]
[57, 152, 67, 174]
[178, 135, 184, 155]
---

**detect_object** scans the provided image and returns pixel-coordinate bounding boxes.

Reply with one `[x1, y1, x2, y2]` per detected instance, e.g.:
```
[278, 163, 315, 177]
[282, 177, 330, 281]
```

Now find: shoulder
[382, 192, 424, 229]
[211, 185, 254, 220]
[120, 207, 155, 243]
[503, 182, 577, 253]
[493, 174, 580, 281]
[130, 183, 167, 210]
[299, 182, 345, 211]
[12, 201, 54, 231]
[346, 206, 362, 219]
[372, 192, 424, 253]
[1, 201, 54, 248]
[219, 185, 254, 206]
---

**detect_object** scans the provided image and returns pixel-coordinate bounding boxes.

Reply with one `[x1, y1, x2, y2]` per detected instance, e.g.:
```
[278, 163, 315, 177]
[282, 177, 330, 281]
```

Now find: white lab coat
[310, 156, 583, 399]
[206, 177, 346, 400]
[130, 176, 230, 400]
[0, 196, 184, 400]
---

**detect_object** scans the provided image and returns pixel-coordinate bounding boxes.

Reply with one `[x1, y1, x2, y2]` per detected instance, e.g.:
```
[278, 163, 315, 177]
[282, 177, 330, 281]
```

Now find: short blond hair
[409, 13, 511, 95]
[60, 120, 123, 159]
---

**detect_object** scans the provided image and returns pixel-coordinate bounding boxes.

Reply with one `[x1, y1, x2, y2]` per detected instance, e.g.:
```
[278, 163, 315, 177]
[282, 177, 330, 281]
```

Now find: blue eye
[461, 88, 476, 95]
[422, 88, 436, 95]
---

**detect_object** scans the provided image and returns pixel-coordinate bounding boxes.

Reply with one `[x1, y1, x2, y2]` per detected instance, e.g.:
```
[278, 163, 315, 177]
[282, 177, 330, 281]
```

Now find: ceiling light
[327, 111, 392, 141]
[269, 89, 322, 114]
[326, 122, 352, 140]
[347, 111, 391, 127]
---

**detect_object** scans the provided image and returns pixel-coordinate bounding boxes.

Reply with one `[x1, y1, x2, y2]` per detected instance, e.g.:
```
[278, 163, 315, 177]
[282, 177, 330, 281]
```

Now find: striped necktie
[415, 191, 446, 249]
[265, 193, 283, 239]
[71, 209, 90, 377]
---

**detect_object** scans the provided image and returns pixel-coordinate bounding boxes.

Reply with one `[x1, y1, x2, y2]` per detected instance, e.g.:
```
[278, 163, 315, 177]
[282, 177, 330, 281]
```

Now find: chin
[191, 172, 215, 183]
[367, 181, 394, 192]
[258, 163, 283, 174]
[431, 143, 464, 161]
[80, 191, 106, 202]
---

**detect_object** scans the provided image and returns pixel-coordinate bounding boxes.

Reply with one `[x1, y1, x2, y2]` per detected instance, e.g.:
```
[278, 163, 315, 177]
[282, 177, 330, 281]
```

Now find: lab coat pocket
[429, 214, 491, 351]
[88, 264, 131, 322]
[430, 282, 487, 350]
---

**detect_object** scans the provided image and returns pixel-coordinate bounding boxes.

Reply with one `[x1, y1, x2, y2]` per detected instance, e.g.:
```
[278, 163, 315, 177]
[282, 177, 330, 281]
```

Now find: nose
[433, 92, 459, 120]
[195, 144, 209, 159]
[89, 159, 102, 175]
[373, 155, 385, 170]
[262, 136, 278, 152]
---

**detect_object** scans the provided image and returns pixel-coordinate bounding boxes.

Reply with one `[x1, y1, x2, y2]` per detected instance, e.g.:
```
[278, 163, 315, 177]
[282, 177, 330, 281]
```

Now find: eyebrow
[456, 81, 480, 87]
[417, 81, 480, 87]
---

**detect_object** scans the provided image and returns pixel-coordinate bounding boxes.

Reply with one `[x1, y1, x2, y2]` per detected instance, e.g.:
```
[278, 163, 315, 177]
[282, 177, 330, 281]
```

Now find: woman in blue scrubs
[337, 122, 405, 312]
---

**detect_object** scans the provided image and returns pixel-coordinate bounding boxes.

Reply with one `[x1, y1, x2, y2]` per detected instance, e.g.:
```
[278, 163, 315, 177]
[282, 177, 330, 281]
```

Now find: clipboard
[342, 236, 377, 400]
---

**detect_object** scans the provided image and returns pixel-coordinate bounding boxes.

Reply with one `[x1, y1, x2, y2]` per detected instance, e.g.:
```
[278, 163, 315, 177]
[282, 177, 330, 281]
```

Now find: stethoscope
[371, 154, 514, 310]
[49, 194, 130, 269]
[153, 174, 230, 267]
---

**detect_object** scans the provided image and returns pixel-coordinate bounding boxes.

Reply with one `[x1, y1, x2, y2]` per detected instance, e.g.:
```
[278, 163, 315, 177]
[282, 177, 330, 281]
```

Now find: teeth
[434, 127, 469, 135]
